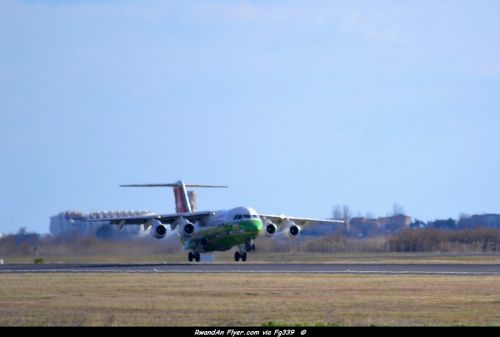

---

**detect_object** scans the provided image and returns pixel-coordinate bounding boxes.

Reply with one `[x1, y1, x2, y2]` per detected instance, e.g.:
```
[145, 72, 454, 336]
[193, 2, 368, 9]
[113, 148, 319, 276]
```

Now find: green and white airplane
[91, 180, 343, 262]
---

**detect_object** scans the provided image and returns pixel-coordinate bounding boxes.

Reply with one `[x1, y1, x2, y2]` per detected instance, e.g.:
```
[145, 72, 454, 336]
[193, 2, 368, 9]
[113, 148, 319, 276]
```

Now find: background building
[49, 210, 153, 238]
[348, 214, 412, 237]
[457, 214, 500, 229]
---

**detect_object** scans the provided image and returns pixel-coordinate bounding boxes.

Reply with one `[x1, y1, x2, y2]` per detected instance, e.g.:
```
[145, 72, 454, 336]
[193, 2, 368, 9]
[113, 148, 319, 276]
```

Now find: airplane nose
[252, 219, 263, 233]
[240, 217, 263, 234]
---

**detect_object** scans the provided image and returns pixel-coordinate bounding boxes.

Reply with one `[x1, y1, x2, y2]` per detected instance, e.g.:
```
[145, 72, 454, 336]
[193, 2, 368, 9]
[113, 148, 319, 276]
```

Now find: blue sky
[1, 0, 500, 234]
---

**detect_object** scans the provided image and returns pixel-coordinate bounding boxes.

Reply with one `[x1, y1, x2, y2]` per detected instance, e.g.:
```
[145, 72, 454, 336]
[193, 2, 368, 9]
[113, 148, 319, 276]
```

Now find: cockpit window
[243, 214, 251, 219]
[234, 215, 242, 220]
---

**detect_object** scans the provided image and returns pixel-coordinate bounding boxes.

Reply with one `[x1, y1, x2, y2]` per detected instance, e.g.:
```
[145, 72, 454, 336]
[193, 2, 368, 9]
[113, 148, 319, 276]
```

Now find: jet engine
[149, 219, 167, 239]
[176, 217, 197, 238]
[183, 222, 195, 237]
[264, 219, 278, 237]
[287, 222, 301, 239]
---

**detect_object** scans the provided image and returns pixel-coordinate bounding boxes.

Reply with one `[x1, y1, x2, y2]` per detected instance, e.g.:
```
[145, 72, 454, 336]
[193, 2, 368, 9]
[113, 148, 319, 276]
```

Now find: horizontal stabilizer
[120, 184, 228, 188]
[119, 180, 227, 213]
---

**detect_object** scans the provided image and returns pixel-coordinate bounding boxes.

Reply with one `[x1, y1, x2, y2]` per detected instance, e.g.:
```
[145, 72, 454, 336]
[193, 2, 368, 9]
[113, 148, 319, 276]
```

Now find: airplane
[89, 180, 344, 262]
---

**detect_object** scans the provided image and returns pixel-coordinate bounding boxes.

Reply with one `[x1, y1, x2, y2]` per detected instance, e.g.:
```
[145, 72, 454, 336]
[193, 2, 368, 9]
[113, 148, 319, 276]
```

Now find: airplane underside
[184, 228, 258, 262]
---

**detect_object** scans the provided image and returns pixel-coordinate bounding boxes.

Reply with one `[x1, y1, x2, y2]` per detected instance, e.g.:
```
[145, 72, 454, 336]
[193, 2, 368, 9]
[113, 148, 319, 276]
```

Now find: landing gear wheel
[241, 252, 247, 262]
[194, 252, 201, 262]
[251, 244, 256, 251]
[234, 251, 240, 262]
[188, 252, 194, 262]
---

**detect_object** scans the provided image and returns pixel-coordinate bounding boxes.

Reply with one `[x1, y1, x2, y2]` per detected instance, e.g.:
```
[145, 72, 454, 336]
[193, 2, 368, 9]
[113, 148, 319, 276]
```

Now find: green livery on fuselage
[182, 209, 263, 253]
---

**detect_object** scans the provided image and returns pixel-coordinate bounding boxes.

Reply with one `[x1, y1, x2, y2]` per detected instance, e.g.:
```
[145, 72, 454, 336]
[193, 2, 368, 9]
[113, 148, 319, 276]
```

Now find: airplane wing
[86, 211, 217, 229]
[259, 214, 345, 227]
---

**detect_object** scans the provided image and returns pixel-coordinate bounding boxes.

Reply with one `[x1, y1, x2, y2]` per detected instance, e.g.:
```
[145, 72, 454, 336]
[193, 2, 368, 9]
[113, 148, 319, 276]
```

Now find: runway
[1, 263, 500, 275]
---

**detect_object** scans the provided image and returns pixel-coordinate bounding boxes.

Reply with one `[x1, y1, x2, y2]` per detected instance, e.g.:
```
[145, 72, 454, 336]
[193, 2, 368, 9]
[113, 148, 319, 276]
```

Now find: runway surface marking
[1, 263, 500, 275]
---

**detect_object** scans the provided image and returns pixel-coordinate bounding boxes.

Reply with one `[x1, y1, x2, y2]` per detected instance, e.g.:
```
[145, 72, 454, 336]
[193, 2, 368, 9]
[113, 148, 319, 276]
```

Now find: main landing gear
[188, 251, 200, 262]
[234, 244, 248, 262]
[234, 251, 247, 262]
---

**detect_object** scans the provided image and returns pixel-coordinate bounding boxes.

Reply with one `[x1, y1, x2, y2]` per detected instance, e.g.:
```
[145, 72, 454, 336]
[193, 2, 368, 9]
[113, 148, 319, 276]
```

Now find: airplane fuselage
[180, 207, 263, 253]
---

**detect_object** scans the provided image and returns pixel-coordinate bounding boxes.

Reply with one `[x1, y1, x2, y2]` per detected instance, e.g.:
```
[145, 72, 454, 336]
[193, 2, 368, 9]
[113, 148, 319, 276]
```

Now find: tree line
[1, 226, 499, 256]
[257, 228, 500, 253]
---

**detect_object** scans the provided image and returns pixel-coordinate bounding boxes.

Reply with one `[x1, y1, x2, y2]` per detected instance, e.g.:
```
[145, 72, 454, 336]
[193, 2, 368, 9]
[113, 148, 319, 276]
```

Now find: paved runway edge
[1, 263, 500, 275]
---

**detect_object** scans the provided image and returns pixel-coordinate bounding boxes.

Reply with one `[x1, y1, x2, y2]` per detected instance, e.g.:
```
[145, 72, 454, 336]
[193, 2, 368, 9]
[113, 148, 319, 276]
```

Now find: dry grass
[0, 273, 499, 326]
[3, 252, 500, 264]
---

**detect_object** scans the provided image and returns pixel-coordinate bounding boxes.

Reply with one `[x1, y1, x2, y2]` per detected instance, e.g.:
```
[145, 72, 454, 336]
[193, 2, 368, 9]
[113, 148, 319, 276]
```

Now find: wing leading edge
[87, 211, 344, 230]
[259, 214, 345, 227]
[86, 211, 217, 229]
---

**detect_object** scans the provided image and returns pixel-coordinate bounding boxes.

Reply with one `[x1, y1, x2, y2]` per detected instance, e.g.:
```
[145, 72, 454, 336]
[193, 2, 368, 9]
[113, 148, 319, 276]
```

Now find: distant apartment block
[457, 214, 500, 229]
[348, 214, 412, 237]
[305, 220, 348, 237]
[49, 210, 153, 237]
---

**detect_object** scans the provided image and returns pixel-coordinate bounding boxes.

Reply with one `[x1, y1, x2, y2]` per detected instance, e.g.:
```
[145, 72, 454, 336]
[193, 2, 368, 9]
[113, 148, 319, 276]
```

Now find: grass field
[0, 273, 499, 326]
[3, 252, 500, 264]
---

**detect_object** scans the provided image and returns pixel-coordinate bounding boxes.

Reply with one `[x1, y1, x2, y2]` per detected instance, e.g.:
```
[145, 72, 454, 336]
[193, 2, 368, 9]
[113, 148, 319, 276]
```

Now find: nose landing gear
[245, 240, 256, 252]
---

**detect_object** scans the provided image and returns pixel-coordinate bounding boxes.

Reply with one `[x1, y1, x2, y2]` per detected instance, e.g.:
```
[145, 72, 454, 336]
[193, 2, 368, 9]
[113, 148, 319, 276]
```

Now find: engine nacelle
[287, 223, 301, 239]
[183, 222, 195, 237]
[264, 219, 278, 237]
[175, 217, 197, 238]
[149, 219, 167, 239]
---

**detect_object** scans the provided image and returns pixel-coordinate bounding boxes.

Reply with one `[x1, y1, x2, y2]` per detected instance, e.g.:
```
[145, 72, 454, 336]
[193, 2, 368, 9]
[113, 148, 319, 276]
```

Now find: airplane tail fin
[120, 181, 227, 213]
